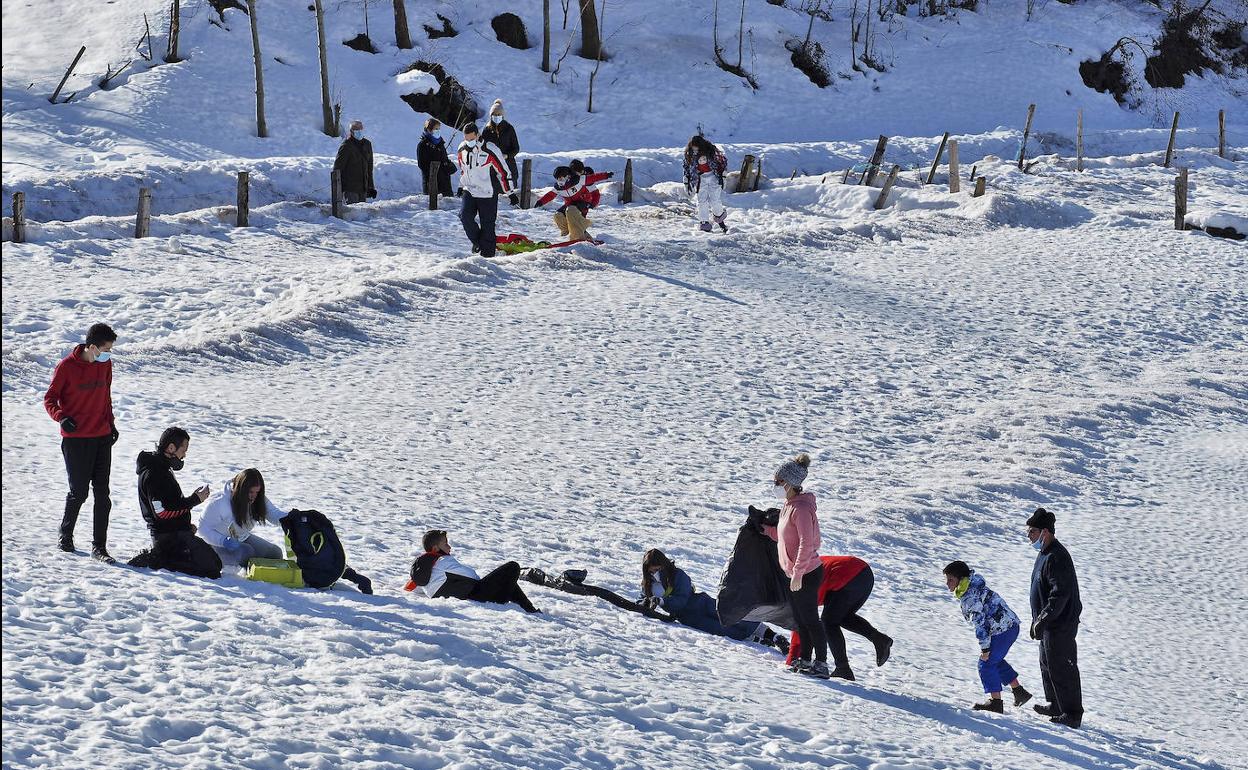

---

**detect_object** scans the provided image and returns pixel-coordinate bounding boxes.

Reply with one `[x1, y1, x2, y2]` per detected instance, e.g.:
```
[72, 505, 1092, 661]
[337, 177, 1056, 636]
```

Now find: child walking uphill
[943, 560, 1032, 712]
[534, 165, 614, 242]
[683, 135, 728, 233]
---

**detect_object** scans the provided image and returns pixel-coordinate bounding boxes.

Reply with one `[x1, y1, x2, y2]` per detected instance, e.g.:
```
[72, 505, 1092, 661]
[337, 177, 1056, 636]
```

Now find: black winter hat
[1026, 507, 1055, 532]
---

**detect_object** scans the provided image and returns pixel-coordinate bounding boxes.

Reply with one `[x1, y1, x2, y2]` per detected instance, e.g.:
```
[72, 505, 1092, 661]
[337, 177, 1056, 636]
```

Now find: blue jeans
[212, 533, 284, 567]
[978, 623, 1020, 693]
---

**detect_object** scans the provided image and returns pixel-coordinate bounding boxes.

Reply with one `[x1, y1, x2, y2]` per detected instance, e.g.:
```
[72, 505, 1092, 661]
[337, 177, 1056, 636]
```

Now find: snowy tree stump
[1164, 111, 1179, 168]
[862, 136, 888, 186]
[873, 165, 899, 210]
[429, 161, 441, 210]
[948, 140, 960, 194]
[1077, 109, 1084, 172]
[621, 158, 633, 204]
[736, 155, 756, 193]
[330, 169, 343, 219]
[1174, 168, 1188, 231]
[11, 192, 26, 243]
[973, 176, 986, 198]
[236, 171, 249, 227]
[1018, 103, 1035, 170]
[135, 188, 152, 238]
[520, 158, 533, 209]
[925, 132, 949, 185]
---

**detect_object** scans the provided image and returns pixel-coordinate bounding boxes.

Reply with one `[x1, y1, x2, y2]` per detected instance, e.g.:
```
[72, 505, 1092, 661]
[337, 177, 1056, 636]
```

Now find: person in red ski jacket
[786, 555, 893, 680]
[535, 165, 613, 243]
[44, 322, 119, 563]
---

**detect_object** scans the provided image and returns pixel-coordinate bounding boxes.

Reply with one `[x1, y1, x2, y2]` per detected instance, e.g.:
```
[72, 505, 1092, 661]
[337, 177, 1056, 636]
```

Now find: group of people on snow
[334, 102, 733, 255]
[45, 323, 1082, 729]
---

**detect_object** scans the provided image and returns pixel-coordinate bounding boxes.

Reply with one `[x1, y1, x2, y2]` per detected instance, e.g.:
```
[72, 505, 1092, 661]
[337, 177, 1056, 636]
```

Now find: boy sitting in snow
[534, 164, 614, 243]
[406, 529, 540, 614]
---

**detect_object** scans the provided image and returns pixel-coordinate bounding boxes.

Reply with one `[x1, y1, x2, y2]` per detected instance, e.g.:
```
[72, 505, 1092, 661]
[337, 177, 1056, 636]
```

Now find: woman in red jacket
[786, 555, 893, 680]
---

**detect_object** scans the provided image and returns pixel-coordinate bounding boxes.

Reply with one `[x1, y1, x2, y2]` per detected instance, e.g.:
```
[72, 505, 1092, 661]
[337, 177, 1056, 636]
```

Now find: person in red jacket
[44, 323, 119, 563]
[534, 164, 613, 242]
[786, 555, 893, 680]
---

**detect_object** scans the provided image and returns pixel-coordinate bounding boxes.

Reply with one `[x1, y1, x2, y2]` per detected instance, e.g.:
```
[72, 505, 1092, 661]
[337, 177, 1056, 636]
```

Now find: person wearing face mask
[480, 99, 520, 192]
[534, 164, 614, 242]
[682, 134, 729, 233]
[333, 119, 377, 204]
[417, 117, 454, 199]
[127, 427, 221, 579]
[942, 560, 1031, 712]
[1026, 507, 1083, 728]
[197, 468, 290, 568]
[405, 529, 539, 613]
[455, 123, 516, 257]
[759, 452, 830, 677]
[44, 322, 119, 563]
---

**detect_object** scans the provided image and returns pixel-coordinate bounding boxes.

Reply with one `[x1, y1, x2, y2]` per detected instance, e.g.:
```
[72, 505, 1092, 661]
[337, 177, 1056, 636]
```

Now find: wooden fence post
[862, 135, 888, 185]
[948, 140, 960, 193]
[1218, 109, 1225, 159]
[428, 161, 441, 210]
[925, 131, 949, 185]
[736, 154, 756, 193]
[1018, 103, 1036, 170]
[50, 45, 87, 103]
[1164, 111, 1180, 168]
[236, 171, 249, 227]
[11, 192, 26, 243]
[520, 158, 532, 209]
[135, 187, 152, 238]
[973, 176, 986, 198]
[1174, 168, 1188, 231]
[968, 164, 977, 182]
[621, 158, 634, 204]
[330, 169, 343, 218]
[1076, 109, 1084, 172]
[873, 165, 899, 210]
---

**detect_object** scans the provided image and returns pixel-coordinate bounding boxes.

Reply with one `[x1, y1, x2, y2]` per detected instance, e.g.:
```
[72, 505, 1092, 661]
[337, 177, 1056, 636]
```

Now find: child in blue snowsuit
[943, 561, 1032, 712]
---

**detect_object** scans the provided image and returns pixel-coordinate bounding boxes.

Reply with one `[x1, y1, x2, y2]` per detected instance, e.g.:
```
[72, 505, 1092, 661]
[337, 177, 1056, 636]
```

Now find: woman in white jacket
[197, 468, 289, 567]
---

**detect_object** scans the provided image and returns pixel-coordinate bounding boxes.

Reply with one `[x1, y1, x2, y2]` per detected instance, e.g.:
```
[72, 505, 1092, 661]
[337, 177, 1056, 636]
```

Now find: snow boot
[699, 221, 713, 232]
[718, 222, 729, 233]
[58, 537, 75, 553]
[713, 211, 727, 225]
[829, 665, 856, 681]
[519, 567, 547, 585]
[127, 549, 159, 569]
[873, 634, 893, 667]
[91, 546, 116, 565]
[973, 698, 1004, 713]
[1033, 703, 1058, 717]
[1050, 713, 1082, 729]
[560, 569, 587, 585]
[1012, 685, 1033, 707]
[801, 661, 832, 679]
[472, 244, 480, 254]
[343, 567, 373, 595]
[787, 659, 811, 674]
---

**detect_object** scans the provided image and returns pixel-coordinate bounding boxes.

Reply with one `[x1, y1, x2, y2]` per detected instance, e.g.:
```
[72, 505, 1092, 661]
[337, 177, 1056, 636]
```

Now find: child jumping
[683, 135, 728, 233]
[943, 560, 1032, 712]
[534, 165, 613, 242]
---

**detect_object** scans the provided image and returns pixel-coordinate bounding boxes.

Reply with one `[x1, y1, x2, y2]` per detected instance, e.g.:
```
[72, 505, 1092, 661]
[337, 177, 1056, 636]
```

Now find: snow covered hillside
[4, 1, 1248, 769]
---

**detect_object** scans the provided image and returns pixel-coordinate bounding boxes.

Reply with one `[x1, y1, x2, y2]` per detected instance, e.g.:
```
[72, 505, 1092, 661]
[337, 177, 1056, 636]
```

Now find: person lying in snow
[518, 566, 677, 621]
[943, 560, 1032, 713]
[534, 164, 613, 242]
[640, 548, 788, 653]
[406, 529, 540, 613]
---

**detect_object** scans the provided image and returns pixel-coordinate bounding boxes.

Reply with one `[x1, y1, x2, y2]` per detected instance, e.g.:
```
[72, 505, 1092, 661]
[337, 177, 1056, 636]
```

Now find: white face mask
[773, 484, 789, 500]
[465, 138, 478, 148]
[95, 351, 111, 363]
[650, 570, 664, 588]
[491, 115, 503, 124]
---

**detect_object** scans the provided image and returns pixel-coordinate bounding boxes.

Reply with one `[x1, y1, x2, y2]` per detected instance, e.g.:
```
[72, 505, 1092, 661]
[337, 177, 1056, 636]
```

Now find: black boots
[1034, 703, 1057, 717]
[1051, 713, 1082, 729]
[873, 634, 893, 667]
[58, 537, 75, 553]
[829, 665, 856, 681]
[1012, 685, 1033, 707]
[91, 546, 116, 565]
[973, 698, 1004, 713]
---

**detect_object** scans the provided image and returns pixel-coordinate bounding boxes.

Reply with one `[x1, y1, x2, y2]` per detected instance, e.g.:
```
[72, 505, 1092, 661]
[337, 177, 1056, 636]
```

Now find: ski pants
[673, 592, 758, 641]
[554, 204, 592, 241]
[788, 563, 827, 663]
[1039, 626, 1083, 716]
[821, 566, 886, 669]
[979, 623, 1021, 693]
[461, 194, 499, 257]
[60, 436, 112, 549]
[211, 533, 284, 568]
[152, 530, 223, 579]
[694, 173, 726, 223]
[470, 561, 538, 613]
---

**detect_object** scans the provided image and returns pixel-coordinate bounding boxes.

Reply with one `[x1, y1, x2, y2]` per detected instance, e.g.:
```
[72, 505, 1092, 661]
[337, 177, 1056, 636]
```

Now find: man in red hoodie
[44, 323, 118, 563]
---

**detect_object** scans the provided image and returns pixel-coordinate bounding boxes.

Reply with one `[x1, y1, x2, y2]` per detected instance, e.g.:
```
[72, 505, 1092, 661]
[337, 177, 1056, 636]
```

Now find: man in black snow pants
[454, 123, 517, 258]
[1026, 507, 1083, 728]
[408, 529, 539, 613]
[129, 427, 221, 579]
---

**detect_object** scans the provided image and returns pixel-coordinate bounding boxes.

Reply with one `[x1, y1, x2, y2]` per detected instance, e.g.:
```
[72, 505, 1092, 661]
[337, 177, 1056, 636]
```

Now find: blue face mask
[1031, 538, 1044, 552]
[351, 129, 362, 140]
[95, 351, 111, 363]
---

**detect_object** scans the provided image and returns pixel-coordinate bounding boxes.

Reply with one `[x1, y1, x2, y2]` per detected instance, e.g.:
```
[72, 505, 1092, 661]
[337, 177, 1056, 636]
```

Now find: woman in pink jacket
[763, 453, 830, 678]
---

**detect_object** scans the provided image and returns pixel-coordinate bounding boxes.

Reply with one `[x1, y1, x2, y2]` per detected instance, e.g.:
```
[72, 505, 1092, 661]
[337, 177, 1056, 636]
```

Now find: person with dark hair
[127, 427, 220, 579]
[534, 164, 614, 242]
[785, 555, 892, 681]
[682, 135, 728, 233]
[456, 123, 515, 257]
[417, 117, 454, 198]
[568, 159, 601, 208]
[44, 322, 119, 563]
[333, 119, 376, 204]
[519, 566, 678, 622]
[406, 530, 539, 613]
[760, 452, 829, 677]
[480, 99, 521, 189]
[197, 468, 289, 567]
[640, 548, 788, 651]
[943, 560, 1032, 712]
[1026, 507, 1083, 728]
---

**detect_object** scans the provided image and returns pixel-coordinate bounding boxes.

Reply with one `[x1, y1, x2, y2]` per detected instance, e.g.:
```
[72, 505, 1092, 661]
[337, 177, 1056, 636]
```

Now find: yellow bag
[246, 557, 305, 588]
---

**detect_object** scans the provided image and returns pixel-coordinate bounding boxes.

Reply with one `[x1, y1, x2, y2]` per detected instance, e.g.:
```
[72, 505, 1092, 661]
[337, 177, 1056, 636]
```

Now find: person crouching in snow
[683, 135, 728, 233]
[943, 560, 1032, 712]
[406, 529, 540, 613]
[534, 165, 614, 242]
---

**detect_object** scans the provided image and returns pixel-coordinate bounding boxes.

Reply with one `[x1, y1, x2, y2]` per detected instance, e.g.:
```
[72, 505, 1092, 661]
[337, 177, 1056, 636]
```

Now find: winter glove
[110, 425, 119, 445]
[641, 595, 661, 610]
[368, 188, 378, 199]
[605, 171, 615, 179]
[509, 193, 520, 207]
[1029, 619, 1043, 640]
[60, 416, 78, 433]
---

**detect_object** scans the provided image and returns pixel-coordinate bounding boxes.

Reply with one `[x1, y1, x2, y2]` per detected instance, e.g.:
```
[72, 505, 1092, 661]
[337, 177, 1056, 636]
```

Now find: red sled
[495, 233, 604, 254]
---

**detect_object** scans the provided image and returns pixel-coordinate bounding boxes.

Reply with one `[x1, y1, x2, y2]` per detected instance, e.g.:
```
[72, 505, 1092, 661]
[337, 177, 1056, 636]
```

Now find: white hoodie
[197, 481, 289, 548]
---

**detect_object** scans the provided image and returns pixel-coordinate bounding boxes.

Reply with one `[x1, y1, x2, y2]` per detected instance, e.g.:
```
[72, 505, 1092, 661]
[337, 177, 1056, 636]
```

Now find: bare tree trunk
[246, 0, 267, 137]
[578, 0, 601, 59]
[737, 0, 746, 68]
[314, 0, 334, 136]
[804, 9, 816, 49]
[165, 0, 181, 62]
[542, 0, 551, 72]
[587, 0, 606, 111]
[393, 0, 412, 49]
[862, 0, 872, 64]
[713, 0, 721, 57]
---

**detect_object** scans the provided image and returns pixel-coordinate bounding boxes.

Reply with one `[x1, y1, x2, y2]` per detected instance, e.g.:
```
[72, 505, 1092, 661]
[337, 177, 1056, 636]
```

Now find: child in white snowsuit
[683, 135, 728, 232]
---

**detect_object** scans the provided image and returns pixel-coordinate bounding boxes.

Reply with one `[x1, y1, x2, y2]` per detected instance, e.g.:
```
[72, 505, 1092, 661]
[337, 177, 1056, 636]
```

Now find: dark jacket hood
[136, 449, 168, 475]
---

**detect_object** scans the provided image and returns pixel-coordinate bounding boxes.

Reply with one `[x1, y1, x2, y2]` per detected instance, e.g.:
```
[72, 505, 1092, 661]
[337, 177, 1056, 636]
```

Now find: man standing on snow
[44, 322, 119, 564]
[1026, 507, 1083, 728]
[455, 123, 516, 258]
[333, 119, 377, 204]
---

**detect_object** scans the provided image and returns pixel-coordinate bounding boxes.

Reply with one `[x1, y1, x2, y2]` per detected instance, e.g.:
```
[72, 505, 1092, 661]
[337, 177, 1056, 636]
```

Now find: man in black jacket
[333, 120, 377, 204]
[128, 427, 220, 578]
[1026, 507, 1083, 727]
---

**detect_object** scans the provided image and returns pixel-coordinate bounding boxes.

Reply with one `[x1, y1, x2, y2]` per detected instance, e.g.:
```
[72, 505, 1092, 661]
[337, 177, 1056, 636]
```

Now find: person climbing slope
[943, 560, 1032, 712]
[783, 554, 893, 681]
[683, 134, 729, 233]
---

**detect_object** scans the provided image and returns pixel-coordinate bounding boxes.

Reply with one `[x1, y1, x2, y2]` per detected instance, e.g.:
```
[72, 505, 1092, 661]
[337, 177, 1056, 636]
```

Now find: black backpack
[281, 509, 347, 589]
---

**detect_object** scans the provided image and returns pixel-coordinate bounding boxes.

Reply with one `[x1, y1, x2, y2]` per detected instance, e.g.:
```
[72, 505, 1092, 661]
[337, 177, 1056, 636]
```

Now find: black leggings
[822, 566, 883, 668]
[789, 563, 827, 662]
[470, 561, 539, 613]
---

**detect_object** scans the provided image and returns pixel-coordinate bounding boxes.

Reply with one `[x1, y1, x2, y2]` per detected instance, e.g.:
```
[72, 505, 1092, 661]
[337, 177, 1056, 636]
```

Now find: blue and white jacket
[958, 572, 1020, 650]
